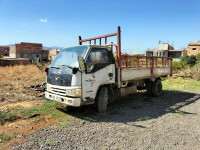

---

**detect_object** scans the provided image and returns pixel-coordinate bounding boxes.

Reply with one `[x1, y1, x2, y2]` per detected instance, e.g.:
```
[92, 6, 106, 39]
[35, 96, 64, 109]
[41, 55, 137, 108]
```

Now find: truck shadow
[57, 90, 200, 124]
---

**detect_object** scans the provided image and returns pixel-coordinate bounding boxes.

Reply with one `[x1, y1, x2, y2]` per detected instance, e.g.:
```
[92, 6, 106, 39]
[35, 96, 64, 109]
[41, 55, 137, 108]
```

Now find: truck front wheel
[97, 86, 108, 113]
[152, 79, 162, 97]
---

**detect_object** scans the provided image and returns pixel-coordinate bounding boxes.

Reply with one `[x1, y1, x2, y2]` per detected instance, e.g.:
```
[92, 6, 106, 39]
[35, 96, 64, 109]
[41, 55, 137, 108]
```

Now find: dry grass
[0, 64, 73, 150]
[0, 65, 46, 104]
[174, 63, 200, 81]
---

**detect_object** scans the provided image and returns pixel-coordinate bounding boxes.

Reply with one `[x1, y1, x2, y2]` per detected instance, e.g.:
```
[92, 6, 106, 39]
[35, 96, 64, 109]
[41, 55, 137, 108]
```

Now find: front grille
[51, 87, 66, 96]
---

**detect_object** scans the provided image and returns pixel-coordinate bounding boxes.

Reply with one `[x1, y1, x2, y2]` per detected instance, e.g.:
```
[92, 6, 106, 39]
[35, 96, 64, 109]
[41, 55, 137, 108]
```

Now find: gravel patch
[13, 91, 200, 150]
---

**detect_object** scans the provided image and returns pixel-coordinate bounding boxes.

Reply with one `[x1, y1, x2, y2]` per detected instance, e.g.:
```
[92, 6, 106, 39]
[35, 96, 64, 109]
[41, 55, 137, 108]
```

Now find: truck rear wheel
[97, 86, 108, 113]
[152, 79, 162, 97]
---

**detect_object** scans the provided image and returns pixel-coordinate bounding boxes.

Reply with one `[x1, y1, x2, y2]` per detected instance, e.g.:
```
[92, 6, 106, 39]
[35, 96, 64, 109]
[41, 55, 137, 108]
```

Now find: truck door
[82, 47, 115, 101]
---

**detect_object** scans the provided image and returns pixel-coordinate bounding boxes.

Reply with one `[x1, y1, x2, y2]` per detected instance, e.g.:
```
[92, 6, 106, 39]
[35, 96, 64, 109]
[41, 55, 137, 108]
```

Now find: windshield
[50, 46, 88, 68]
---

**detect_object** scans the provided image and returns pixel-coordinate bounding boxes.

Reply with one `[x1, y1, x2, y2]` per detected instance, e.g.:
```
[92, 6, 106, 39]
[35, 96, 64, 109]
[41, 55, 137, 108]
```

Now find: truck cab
[45, 45, 116, 111]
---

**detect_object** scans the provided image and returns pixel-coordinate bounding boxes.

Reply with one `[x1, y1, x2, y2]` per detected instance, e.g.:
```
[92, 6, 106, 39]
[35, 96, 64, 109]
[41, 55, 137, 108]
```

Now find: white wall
[9, 46, 16, 58]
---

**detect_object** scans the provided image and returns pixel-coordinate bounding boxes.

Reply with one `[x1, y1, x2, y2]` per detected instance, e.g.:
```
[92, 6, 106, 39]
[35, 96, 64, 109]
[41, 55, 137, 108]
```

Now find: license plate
[51, 95, 62, 101]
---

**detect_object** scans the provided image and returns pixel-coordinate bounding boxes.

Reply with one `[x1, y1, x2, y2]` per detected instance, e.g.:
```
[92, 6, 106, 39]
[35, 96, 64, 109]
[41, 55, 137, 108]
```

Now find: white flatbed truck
[45, 26, 172, 112]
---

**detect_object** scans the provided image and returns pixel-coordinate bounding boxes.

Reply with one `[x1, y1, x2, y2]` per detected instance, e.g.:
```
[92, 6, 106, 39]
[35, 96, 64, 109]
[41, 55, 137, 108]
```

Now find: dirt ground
[1, 65, 200, 149]
[12, 90, 200, 150]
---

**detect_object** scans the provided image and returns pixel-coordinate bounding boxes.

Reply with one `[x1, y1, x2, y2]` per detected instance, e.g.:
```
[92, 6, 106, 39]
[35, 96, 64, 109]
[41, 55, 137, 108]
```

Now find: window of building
[193, 47, 196, 50]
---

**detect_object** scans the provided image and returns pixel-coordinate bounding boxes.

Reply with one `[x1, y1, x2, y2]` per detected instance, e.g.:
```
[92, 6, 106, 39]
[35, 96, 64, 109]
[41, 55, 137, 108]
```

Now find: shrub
[180, 55, 190, 66]
[135, 54, 145, 56]
[188, 55, 197, 67]
[172, 61, 183, 71]
[196, 53, 200, 62]
[192, 63, 200, 81]
[180, 55, 197, 67]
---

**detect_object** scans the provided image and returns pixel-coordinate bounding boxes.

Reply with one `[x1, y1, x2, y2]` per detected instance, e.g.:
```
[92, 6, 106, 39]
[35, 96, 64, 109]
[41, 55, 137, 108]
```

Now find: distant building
[43, 49, 60, 61]
[0, 46, 10, 57]
[187, 41, 200, 56]
[158, 43, 174, 51]
[132, 52, 139, 55]
[9, 42, 43, 61]
[145, 43, 187, 60]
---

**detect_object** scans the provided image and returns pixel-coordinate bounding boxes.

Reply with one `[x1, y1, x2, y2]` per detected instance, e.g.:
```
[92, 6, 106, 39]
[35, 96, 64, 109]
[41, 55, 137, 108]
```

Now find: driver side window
[86, 48, 110, 73]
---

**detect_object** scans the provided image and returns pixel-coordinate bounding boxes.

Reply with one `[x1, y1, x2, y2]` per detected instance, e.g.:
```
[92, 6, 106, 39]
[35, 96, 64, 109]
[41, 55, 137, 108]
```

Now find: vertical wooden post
[146, 57, 148, 68]
[79, 36, 82, 45]
[117, 26, 121, 68]
[170, 57, 173, 76]
[126, 56, 128, 68]
[151, 57, 154, 79]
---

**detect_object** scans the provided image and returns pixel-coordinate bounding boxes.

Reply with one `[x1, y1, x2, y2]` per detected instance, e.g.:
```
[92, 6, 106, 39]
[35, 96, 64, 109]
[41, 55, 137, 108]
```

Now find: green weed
[44, 138, 55, 145]
[163, 77, 200, 93]
[0, 112, 19, 125]
[40, 138, 55, 146]
[0, 133, 11, 142]
[177, 112, 187, 116]
[59, 118, 71, 128]
[19, 100, 60, 117]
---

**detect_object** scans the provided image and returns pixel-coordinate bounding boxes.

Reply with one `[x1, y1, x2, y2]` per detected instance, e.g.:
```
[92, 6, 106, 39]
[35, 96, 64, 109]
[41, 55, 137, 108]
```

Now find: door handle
[109, 73, 113, 77]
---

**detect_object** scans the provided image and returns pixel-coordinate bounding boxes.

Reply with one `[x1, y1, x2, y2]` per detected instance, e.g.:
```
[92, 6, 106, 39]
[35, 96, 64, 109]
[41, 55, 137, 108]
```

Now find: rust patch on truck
[92, 73, 95, 78]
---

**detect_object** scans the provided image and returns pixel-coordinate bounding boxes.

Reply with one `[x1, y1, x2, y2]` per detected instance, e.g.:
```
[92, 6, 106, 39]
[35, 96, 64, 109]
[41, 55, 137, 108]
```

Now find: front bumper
[45, 92, 81, 107]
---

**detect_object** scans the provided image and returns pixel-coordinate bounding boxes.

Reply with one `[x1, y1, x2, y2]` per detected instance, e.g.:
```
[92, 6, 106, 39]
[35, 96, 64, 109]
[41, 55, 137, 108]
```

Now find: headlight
[66, 88, 82, 97]
[75, 89, 82, 97]
[47, 84, 51, 92]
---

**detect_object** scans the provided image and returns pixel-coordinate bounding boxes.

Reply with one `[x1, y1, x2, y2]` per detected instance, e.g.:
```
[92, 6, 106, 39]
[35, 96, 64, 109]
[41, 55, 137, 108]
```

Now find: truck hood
[47, 67, 72, 87]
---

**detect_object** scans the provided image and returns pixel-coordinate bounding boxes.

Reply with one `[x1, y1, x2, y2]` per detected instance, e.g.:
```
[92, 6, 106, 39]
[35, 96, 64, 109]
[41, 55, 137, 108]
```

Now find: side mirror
[78, 56, 85, 71]
[72, 68, 78, 74]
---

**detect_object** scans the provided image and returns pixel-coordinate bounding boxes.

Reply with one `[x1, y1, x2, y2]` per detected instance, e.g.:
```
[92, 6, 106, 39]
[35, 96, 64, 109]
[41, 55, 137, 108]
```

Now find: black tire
[146, 80, 153, 96]
[97, 86, 108, 113]
[152, 79, 162, 97]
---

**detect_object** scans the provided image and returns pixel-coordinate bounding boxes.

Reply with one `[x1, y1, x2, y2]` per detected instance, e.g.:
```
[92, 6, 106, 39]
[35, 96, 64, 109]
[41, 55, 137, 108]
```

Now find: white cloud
[39, 18, 48, 23]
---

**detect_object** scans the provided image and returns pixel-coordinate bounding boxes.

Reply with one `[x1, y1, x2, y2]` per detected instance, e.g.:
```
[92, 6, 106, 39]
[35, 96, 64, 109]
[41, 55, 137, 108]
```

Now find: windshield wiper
[61, 65, 81, 73]
[50, 66, 60, 69]
[61, 65, 74, 69]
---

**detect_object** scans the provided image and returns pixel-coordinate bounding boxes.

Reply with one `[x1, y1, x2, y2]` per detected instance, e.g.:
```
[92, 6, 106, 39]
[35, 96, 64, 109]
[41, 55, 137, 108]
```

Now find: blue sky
[0, 0, 200, 54]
